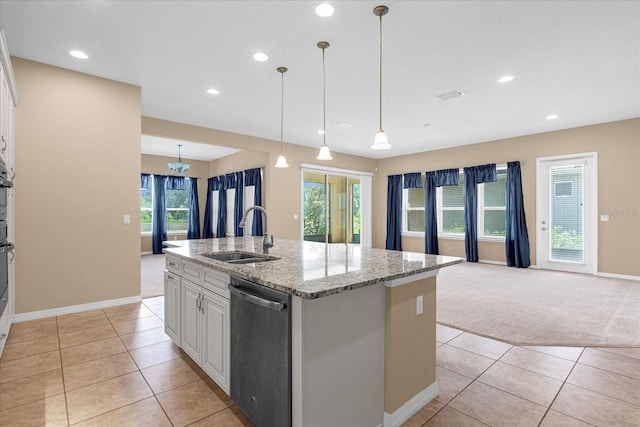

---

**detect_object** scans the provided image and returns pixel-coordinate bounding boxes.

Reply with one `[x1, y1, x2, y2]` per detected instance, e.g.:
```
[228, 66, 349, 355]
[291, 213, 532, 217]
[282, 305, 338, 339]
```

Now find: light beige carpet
[436, 262, 640, 347]
[141, 254, 165, 298]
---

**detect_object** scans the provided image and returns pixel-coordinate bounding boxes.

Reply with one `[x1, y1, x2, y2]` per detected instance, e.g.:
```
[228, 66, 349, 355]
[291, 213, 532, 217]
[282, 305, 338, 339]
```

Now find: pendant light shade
[317, 145, 332, 161]
[371, 5, 392, 150]
[316, 41, 333, 161]
[274, 66, 290, 168]
[274, 154, 289, 168]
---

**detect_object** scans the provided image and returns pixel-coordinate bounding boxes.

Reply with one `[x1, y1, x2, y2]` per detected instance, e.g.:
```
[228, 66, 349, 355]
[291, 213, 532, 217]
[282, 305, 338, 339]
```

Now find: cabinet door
[164, 271, 181, 344]
[201, 290, 230, 393]
[181, 280, 202, 364]
[0, 70, 8, 164]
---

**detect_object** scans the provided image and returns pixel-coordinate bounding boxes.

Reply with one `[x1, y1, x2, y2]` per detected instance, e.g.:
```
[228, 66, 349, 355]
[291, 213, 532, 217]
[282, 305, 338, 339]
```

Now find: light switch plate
[123, 214, 130, 224]
[416, 295, 423, 316]
[600, 214, 609, 222]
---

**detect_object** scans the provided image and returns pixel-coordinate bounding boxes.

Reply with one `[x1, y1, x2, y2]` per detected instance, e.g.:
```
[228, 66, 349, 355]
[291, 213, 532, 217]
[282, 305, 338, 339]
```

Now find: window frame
[401, 165, 507, 242]
[140, 176, 191, 236]
[401, 175, 426, 237]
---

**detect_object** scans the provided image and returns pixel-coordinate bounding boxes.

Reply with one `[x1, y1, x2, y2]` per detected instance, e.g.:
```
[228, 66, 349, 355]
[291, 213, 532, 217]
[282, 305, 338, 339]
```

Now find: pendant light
[274, 66, 290, 168]
[316, 41, 333, 161]
[371, 5, 392, 150]
[167, 144, 191, 174]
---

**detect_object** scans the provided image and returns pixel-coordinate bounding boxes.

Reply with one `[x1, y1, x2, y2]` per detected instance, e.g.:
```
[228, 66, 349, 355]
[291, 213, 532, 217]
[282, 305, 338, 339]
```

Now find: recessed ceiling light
[206, 88, 220, 95]
[69, 50, 88, 59]
[333, 122, 354, 130]
[437, 90, 465, 101]
[498, 75, 514, 83]
[315, 3, 335, 17]
[546, 114, 559, 120]
[253, 52, 269, 62]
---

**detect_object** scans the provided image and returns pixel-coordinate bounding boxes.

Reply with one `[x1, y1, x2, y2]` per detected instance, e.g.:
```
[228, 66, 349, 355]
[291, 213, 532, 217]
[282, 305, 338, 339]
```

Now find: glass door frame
[536, 152, 598, 274]
[300, 163, 373, 248]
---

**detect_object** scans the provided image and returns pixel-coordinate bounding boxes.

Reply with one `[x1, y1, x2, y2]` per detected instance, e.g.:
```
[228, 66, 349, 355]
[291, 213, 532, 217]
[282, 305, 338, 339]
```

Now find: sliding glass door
[302, 171, 363, 245]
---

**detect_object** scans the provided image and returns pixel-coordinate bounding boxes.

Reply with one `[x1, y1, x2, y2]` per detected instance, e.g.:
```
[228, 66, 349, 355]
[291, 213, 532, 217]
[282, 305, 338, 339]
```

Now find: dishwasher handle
[229, 284, 287, 312]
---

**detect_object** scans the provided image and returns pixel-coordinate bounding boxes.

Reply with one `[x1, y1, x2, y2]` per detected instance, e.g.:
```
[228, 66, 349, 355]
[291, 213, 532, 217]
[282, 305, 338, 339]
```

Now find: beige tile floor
[402, 324, 640, 426]
[0, 297, 253, 427]
[1, 300, 640, 426]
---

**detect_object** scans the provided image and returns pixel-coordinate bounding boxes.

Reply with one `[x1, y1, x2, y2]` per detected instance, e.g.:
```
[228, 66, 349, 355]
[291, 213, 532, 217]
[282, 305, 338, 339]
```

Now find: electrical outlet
[123, 214, 130, 224]
[416, 295, 423, 316]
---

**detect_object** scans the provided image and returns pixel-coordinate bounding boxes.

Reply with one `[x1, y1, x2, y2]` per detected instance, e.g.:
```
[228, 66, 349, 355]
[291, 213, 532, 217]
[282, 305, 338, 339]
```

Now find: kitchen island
[164, 237, 462, 427]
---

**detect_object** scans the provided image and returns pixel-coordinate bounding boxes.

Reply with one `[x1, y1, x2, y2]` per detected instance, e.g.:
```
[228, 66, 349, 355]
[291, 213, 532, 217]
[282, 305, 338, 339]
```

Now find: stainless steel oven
[0, 159, 13, 319]
[0, 220, 12, 318]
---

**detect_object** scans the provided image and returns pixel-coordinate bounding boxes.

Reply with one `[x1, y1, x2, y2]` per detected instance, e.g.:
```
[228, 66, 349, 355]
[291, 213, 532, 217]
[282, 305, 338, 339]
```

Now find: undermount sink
[202, 251, 280, 264]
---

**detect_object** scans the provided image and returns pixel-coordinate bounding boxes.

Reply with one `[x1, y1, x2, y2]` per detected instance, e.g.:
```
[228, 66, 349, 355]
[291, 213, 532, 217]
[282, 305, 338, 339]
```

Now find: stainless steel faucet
[239, 205, 273, 253]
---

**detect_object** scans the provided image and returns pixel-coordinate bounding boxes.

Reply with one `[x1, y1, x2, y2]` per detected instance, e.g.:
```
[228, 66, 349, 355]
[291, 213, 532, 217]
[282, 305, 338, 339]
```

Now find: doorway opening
[301, 164, 372, 248]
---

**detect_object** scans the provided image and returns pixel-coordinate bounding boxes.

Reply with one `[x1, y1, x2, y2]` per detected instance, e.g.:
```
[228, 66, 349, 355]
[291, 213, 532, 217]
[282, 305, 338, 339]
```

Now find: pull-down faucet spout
[239, 205, 273, 254]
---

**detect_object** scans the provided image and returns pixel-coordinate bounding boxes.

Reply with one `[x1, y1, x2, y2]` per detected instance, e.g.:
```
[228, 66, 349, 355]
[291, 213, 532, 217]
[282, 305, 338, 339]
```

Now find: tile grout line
[431, 347, 506, 426]
[77, 303, 175, 426]
[57, 314, 71, 427]
[534, 347, 590, 427]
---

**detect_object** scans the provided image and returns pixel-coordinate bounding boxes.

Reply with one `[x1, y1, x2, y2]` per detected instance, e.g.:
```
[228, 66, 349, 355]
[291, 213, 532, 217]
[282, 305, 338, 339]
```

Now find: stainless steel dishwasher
[229, 276, 292, 427]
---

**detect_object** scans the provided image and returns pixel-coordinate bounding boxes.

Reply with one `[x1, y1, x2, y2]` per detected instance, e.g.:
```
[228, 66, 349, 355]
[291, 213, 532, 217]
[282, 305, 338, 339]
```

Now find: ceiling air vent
[438, 90, 465, 101]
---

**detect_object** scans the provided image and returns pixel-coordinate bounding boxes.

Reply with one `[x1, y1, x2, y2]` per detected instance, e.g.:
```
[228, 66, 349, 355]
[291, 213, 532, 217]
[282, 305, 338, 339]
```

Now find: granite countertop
[165, 237, 463, 299]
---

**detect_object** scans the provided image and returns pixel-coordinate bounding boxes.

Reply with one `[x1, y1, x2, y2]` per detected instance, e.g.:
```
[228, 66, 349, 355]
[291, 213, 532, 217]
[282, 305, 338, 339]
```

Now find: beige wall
[374, 118, 640, 276]
[13, 58, 141, 313]
[385, 276, 437, 413]
[140, 153, 211, 253]
[142, 117, 377, 240]
[209, 150, 267, 177]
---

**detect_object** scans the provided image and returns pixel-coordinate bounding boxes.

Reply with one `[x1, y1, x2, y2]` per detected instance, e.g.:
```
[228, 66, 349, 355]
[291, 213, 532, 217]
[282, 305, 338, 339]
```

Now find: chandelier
[168, 144, 191, 175]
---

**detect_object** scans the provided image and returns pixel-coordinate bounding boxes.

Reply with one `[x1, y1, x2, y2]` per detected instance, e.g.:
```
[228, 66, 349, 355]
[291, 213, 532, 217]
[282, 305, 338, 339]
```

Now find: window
[403, 167, 507, 239]
[140, 177, 191, 234]
[166, 180, 190, 232]
[403, 175, 426, 233]
[438, 171, 465, 235]
[481, 168, 507, 237]
[141, 185, 152, 233]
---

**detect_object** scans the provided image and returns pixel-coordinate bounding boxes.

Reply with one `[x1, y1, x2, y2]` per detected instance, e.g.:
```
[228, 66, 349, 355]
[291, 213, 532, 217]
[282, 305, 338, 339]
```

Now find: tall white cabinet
[0, 31, 18, 356]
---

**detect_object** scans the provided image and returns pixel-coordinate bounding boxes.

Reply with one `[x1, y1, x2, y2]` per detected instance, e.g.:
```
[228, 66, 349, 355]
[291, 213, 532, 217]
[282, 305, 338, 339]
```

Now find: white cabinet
[164, 270, 181, 343]
[166, 255, 231, 393]
[201, 289, 230, 391]
[181, 279, 203, 363]
[0, 31, 17, 358]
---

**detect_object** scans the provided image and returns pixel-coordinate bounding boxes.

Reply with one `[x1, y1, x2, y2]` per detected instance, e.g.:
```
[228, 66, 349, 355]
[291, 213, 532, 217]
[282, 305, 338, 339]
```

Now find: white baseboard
[596, 271, 640, 281]
[383, 382, 439, 427]
[141, 251, 153, 255]
[478, 259, 507, 266]
[13, 295, 142, 322]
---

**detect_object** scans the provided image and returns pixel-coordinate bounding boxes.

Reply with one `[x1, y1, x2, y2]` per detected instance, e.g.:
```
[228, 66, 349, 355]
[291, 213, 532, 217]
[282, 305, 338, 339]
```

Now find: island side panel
[292, 284, 385, 427]
[385, 275, 437, 414]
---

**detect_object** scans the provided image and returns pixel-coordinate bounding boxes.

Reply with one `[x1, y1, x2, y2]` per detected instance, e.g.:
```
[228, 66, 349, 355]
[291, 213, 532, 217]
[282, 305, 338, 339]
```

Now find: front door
[536, 153, 597, 274]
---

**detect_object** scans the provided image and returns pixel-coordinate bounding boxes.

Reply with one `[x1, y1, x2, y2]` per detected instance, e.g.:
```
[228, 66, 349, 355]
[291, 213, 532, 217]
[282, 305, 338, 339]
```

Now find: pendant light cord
[280, 70, 285, 153]
[379, 11, 383, 131]
[322, 45, 327, 146]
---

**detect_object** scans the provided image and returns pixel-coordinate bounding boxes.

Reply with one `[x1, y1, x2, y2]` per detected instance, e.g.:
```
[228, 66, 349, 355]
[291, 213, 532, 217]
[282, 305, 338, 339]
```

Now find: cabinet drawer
[203, 267, 230, 298]
[182, 260, 204, 282]
[165, 270, 181, 287]
[166, 255, 181, 274]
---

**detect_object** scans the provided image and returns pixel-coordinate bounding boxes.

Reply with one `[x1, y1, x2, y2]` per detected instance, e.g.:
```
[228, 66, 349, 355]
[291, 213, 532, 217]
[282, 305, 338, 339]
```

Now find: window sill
[401, 232, 505, 243]
[140, 231, 188, 237]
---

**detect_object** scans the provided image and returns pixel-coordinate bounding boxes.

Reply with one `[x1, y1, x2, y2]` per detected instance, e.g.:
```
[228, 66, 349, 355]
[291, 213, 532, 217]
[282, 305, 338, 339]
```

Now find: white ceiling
[1, 1, 638, 160]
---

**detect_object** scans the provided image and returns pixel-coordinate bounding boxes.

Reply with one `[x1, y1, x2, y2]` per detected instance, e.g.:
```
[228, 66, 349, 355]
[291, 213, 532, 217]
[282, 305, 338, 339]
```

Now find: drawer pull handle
[168, 275, 174, 280]
[0, 333, 6, 341]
